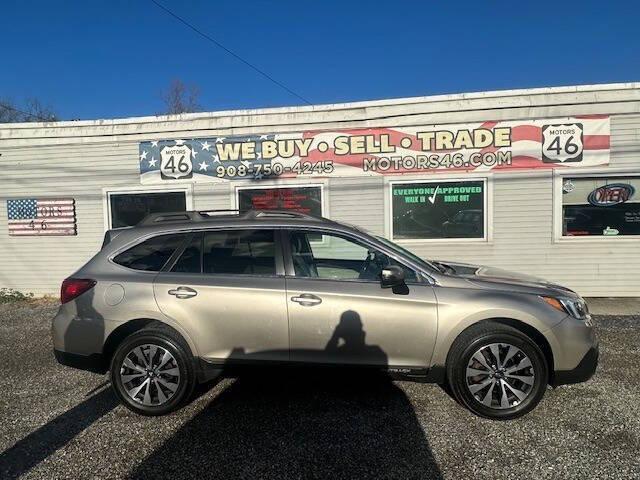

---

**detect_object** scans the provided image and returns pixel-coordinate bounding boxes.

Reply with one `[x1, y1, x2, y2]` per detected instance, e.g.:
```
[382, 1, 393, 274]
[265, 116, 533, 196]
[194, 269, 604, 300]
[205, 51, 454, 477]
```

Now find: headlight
[541, 296, 590, 321]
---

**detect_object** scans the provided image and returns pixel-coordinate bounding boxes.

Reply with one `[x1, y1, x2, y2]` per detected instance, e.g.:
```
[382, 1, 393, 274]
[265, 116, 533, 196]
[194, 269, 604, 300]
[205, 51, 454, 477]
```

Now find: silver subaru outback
[52, 210, 598, 419]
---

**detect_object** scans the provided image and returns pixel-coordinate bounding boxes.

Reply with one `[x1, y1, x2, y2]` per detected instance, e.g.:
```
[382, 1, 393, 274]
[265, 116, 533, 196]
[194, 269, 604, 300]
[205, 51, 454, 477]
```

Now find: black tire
[110, 325, 196, 416]
[446, 322, 548, 420]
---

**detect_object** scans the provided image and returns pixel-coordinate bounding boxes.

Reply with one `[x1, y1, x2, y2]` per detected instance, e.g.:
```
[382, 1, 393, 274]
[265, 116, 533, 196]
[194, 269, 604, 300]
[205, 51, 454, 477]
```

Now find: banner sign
[7, 198, 77, 236]
[139, 115, 610, 184]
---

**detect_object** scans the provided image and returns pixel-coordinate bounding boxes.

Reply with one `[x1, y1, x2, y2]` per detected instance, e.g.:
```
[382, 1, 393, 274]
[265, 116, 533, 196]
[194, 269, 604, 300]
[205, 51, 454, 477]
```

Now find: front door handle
[290, 293, 322, 306]
[168, 286, 198, 299]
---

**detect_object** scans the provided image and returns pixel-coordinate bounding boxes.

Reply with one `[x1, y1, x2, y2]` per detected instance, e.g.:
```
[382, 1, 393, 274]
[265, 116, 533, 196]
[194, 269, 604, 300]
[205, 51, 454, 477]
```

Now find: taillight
[61, 278, 96, 304]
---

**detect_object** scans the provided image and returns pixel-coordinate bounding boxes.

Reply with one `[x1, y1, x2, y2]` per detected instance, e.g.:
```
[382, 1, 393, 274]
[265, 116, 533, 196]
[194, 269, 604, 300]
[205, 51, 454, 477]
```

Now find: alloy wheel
[119, 343, 181, 406]
[465, 342, 535, 410]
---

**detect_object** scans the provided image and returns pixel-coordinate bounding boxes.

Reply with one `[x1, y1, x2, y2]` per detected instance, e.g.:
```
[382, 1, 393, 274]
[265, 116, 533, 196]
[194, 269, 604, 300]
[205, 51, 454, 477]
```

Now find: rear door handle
[168, 286, 198, 299]
[290, 293, 322, 306]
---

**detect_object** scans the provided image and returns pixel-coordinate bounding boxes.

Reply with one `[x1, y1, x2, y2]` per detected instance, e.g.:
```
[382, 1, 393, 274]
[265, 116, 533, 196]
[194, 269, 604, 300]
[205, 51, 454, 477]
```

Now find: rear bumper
[54, 349, 107, 374]
[551, 345, 599, 386]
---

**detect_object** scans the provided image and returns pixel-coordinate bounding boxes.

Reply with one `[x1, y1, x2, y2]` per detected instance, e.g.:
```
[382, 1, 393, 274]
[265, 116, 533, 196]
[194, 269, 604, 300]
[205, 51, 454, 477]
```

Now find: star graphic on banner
[215, 137, 226, 143]
[212, 154, 220, 163]
[175, 139, 186, 145]
[259, 134, 268, 140]
[256, 152, 262, 160]
[200, 141, 211, 151]
[199, 161, 209, 171]
[148, 157, 157, 167]
[140, 150, 148, 161]
[151, 140, 159, 147]
[192, 149, 198, 157]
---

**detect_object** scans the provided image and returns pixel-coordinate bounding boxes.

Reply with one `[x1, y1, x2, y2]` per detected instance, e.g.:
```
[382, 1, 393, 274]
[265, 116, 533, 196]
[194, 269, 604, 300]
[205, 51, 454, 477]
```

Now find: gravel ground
[0, 299, 639, 480]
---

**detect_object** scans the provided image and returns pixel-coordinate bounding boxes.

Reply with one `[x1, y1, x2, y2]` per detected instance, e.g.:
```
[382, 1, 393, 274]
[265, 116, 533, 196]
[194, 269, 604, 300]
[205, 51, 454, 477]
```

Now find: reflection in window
[562, 177, 640, 236]
[290, 231, 417, 282]
[203, 230, 276, 275]
[392, 181, 485, 239]
[113, 234, 185, 271]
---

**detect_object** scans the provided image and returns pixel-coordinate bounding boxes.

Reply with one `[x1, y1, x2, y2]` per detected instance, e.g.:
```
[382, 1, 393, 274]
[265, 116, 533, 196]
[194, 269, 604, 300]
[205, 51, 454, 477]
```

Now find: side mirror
[381, 265, 405, 288]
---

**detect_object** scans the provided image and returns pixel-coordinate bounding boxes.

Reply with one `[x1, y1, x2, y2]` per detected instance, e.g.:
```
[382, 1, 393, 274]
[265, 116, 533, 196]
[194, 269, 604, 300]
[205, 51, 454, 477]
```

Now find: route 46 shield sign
[160, 144, 193, 179]
[542, 123, 584, 163]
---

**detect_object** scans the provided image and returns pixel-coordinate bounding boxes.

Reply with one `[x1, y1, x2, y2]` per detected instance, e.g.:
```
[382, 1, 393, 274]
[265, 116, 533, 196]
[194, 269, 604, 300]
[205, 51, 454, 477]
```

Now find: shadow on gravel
[0, 387, 118, 480]
[129, 372, 443, 480]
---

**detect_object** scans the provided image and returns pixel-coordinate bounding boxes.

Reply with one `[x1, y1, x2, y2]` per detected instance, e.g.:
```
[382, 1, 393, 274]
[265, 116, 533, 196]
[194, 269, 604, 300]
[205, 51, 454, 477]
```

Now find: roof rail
[198, 209, 242, 217]
[245, 209, 319, 220]
[137, 209, 326, 226]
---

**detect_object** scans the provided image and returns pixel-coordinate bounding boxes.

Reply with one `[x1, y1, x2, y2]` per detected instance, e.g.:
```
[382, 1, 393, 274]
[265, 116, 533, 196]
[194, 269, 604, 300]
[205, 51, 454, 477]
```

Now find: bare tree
[162, 79, 201, 115]
[0, 97, 58, 123]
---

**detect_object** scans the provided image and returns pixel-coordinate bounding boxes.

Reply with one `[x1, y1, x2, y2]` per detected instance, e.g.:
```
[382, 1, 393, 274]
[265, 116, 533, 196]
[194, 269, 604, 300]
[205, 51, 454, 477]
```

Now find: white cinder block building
[1, 83, 639, 296]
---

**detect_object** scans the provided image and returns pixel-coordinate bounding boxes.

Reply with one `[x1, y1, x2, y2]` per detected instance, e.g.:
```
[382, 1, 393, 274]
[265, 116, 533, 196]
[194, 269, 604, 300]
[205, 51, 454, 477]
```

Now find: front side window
[202, 230, 276, 275]
[109, 191, 187, 228]
[562, 176, 640, 237]
[289, 231, 417, 282]
[392, 180, 485, 239]
[113, 234, 186, 271]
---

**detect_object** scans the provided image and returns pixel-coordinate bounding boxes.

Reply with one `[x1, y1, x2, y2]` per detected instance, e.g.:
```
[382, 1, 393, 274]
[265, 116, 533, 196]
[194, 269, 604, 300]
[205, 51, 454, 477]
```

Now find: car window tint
[171, 234, 202, 273]
[203, 230, 275, 275]
[113, 234, 185, 271]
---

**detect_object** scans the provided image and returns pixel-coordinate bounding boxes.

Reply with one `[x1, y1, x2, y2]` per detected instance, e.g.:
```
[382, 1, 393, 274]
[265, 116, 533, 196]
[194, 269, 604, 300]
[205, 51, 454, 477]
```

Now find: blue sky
[1, 0, 638, 120]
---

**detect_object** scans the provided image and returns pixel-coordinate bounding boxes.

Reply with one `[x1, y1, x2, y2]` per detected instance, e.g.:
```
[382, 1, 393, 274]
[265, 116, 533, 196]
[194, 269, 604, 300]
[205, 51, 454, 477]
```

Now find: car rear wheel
[447, 322, 548, 420]
[110, 327, 196, 416]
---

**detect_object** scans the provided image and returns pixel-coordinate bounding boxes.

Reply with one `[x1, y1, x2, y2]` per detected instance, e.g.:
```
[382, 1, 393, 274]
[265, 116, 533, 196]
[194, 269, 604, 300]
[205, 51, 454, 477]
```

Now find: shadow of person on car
[325, 310, 388, 366]
[128, 311, 443, 480]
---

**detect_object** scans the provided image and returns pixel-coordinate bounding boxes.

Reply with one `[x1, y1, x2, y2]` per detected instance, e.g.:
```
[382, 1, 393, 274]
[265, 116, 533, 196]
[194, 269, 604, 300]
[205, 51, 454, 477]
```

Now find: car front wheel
[447, 322, 548, 420]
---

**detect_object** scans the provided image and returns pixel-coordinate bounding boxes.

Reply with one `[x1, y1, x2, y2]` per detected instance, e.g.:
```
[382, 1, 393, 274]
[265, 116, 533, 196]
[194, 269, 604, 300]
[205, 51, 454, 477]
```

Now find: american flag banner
[139, 115, 610, 184]
[7, 198, 77, 236]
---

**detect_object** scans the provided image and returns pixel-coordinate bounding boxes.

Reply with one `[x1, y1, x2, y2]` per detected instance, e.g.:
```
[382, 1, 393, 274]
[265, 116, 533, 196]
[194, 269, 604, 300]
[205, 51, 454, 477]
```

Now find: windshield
[374, 235, 439, 273]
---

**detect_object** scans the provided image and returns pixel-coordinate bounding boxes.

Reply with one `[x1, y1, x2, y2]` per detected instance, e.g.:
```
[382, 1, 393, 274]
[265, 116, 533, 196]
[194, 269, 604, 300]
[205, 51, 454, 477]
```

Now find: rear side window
[113, 234, 185, 271]
[203, 229, 276, 275]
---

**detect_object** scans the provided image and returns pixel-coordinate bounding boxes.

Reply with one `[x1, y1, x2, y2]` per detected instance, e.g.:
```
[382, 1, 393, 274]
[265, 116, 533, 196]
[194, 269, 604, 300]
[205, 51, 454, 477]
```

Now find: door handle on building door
[290, 293, 322, 306]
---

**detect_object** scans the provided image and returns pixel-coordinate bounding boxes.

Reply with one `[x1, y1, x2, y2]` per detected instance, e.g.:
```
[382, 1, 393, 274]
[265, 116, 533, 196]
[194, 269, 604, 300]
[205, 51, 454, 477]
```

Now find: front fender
[429, 286, 567, 368]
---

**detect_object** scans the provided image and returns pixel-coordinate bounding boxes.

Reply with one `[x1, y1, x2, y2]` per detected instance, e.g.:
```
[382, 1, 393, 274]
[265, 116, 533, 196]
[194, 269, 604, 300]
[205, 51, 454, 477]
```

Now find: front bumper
[551, 344, 599, 386]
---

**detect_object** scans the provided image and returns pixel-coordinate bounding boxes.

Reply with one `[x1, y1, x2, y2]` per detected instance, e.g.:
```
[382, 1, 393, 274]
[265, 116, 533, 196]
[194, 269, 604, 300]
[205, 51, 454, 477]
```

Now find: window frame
[282, 227, 431, 285]
[386, 176, 492, 243]
[102, 184, 194, 231]
[553, 168, 640, 243]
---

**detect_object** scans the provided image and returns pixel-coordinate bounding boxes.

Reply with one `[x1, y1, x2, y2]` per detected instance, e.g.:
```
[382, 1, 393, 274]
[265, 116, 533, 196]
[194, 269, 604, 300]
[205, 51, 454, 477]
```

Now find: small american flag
[7, 198, 77, 236]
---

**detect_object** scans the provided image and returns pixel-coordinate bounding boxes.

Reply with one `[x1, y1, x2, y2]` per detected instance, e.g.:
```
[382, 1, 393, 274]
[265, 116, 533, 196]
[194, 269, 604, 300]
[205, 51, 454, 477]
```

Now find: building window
[108, 191, 187, 228]
[391, 180, 486, 240]
[237, 185, 323, 217]
[561, 176, 640, 237]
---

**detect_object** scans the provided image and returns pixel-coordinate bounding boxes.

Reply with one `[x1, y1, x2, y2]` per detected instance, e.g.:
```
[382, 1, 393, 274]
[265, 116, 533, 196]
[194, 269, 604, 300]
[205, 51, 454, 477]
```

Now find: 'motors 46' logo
[160, 143, 193, 180]
[542, 123, 584, 163]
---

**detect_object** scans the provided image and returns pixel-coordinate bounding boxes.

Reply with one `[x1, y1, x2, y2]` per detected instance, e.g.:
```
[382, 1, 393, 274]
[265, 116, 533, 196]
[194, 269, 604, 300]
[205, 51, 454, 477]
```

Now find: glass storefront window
[562, 176, 640, 236]
[237, 185, 323, 217]
[391, 180, 485, 239]
[109, 191, 187, 228]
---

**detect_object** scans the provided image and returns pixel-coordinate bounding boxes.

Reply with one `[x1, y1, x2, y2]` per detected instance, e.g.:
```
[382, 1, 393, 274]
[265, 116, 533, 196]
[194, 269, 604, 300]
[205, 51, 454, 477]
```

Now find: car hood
[432, 260, 578, 297]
